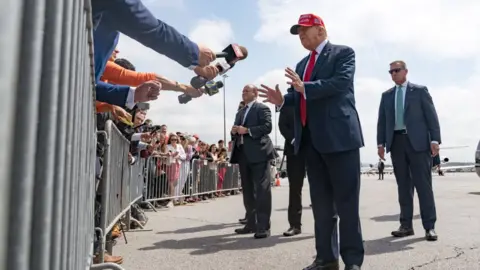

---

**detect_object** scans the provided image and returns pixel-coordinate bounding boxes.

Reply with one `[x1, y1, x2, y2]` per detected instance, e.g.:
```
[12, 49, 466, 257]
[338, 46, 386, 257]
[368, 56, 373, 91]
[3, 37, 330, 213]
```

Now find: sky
[117, 0, 480, 164]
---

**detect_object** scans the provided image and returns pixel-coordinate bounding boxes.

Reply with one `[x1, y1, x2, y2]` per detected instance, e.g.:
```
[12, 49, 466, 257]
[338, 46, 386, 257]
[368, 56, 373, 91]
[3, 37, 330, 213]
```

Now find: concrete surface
[114, 173, 480, 270]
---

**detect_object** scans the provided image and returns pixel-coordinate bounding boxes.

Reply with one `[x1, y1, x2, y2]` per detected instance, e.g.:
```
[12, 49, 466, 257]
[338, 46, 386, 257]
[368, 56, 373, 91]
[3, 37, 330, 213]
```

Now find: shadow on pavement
[139, 233, 313, 255]
[364, 236, 424, 255]
[370, 214, 420, 222]
[275, 206, 312, 212]
[156, 223, 240, 235]
[468, 192, 480, 196]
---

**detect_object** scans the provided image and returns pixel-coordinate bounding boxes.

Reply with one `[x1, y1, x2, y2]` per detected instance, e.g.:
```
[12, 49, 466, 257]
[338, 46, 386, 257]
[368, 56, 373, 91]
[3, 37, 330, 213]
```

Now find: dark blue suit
[282, 41, 364, 266]
[91, 0, 200, 106]
[376, 82, 440, 230]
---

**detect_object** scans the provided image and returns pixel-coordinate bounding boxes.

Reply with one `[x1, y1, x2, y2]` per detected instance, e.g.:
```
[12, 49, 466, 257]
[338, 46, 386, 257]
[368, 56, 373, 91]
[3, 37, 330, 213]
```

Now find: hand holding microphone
[191, 44, 248, 89]
[194, 65, 219, 80]
[197, 44, 216, 67]
[178, 80, 224, 104]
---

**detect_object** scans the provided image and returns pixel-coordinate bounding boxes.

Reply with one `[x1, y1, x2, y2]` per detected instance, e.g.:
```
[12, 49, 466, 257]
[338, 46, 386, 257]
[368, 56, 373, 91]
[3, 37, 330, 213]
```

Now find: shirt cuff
[188, 65, 198, 70]
[291, 138, 295, 145]
[138, 142, 148, 150]
[431, 141, 439, 144]
[125, 87, 136, 109]
[131, 133, 142, 141]
[377, 144, 384, 148]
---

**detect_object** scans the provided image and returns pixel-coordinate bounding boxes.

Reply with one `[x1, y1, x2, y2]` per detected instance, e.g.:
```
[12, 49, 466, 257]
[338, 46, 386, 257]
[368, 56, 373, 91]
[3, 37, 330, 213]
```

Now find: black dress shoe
[425, 229, 438, 241]
[283, 227, 301, 237]
[344, 265, 361, 270]
[238, 218, 247, 225]
[391, 226, 414, 237]
[254, 229, 270, 239]
[302, 260, 339, 270]
[234, 226, 255, 234]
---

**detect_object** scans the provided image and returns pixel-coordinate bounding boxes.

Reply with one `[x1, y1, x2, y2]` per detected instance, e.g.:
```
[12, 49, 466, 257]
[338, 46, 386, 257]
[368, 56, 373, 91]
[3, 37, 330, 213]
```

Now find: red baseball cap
[290, 13, 325, 35]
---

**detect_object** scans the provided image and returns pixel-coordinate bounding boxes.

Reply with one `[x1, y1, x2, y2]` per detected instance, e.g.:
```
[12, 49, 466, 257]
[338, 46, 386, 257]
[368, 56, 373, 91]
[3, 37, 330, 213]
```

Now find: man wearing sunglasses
[376, 60, 441, 242]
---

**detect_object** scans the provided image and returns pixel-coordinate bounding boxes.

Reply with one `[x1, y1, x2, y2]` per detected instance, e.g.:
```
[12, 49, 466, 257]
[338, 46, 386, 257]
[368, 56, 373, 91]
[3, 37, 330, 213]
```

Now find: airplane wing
[440, 165, 475, 171]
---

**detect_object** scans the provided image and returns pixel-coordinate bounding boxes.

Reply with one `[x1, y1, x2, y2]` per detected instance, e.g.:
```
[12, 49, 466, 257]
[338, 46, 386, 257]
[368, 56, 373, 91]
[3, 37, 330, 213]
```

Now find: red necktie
[300, 50, 317, 126]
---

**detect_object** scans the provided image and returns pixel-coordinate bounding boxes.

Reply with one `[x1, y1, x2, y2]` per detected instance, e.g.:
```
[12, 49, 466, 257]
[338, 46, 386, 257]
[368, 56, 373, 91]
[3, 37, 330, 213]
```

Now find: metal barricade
[143, 157, 242, 207]
[217, 162, 241, 191]
[144, 156, 193, 206]
[0, 0, 97, 269]
[97, 120, 147, 264]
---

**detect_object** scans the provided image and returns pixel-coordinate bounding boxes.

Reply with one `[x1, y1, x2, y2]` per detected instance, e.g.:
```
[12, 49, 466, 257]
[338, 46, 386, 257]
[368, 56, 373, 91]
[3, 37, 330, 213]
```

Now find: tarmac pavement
[114, 173, 480, 270]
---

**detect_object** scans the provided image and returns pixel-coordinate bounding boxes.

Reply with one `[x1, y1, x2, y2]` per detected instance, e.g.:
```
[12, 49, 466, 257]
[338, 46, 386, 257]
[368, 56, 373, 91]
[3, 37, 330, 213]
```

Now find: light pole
[222, 74, 228, 144]
[274, 107, 278, 147]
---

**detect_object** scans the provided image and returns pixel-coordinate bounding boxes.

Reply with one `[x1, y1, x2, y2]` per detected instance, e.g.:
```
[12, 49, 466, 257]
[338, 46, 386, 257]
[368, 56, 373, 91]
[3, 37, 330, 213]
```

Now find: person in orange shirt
[101, 54, 203, 98]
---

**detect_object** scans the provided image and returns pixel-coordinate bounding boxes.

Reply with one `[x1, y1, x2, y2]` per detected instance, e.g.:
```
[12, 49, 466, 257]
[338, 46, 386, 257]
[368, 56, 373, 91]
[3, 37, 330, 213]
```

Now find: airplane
[475, 140, 480, 178]
[363, 145, 474, 176]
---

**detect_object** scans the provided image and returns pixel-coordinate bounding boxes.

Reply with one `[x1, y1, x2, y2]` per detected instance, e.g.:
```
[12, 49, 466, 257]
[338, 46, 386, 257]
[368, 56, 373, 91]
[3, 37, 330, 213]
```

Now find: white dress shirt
[242, 100, 256, 136]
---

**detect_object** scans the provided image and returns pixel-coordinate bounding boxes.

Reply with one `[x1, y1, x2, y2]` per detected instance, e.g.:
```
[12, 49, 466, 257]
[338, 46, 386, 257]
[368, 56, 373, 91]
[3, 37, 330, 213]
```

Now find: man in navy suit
[259, 13, 364, 270]
[376, 60, 440, 242]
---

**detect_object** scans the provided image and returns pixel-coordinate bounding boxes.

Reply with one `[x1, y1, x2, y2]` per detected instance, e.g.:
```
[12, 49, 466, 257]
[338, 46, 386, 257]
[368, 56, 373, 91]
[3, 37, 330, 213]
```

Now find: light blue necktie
[395, 85, 404, 130]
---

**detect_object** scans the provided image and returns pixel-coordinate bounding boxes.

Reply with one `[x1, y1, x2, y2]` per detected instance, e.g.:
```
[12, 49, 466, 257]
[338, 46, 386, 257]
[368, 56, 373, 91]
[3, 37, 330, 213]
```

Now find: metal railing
[143, 157, 241, 207]
[0, 0, 97, 269]
[0, 1, 248, 269]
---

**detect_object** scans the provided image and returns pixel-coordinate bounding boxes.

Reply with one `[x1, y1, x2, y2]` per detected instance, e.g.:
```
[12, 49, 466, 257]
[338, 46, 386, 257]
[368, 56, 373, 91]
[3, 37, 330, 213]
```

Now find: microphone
[189, 45, 248, 90]
[215, 44, 248, 64]
[178, 80, 224, 104]
[203, 80, 224, 96]
[191, 61, 231, 89]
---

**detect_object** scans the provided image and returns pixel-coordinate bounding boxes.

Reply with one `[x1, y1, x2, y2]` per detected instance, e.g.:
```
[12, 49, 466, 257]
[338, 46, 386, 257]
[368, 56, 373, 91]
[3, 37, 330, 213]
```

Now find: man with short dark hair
[376, 60, 440, 242]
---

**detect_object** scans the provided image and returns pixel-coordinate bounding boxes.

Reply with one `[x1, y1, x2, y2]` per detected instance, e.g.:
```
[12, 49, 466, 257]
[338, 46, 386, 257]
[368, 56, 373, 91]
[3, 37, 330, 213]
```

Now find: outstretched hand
[258, 84, 284, 106]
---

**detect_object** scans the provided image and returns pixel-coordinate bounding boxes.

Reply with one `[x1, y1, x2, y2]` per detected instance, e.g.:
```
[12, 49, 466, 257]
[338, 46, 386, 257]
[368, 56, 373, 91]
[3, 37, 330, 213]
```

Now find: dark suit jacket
[282, 41, 364, 154]
[229, 101, 277, 164]
[376, 82, 441, 153]
[92, 0, 200, 106]
[278, 104, 295, 156]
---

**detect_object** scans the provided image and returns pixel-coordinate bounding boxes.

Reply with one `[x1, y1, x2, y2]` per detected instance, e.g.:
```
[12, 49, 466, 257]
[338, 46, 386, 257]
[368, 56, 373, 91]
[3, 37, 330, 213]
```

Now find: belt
[394, 129, 407, 135]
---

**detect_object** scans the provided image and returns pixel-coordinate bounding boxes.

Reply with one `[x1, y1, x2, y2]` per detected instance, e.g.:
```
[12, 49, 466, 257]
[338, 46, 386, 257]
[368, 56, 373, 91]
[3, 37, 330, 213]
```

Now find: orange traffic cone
[275, 173, 281, 186]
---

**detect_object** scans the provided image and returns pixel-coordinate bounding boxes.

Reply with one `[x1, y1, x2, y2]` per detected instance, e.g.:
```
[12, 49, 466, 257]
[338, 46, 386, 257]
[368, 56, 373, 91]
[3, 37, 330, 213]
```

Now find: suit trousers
[302, 125, 364, 266]
[286, 152, 306, 228]
[237, 146, 272, 231]
[390, 133, 437, 230]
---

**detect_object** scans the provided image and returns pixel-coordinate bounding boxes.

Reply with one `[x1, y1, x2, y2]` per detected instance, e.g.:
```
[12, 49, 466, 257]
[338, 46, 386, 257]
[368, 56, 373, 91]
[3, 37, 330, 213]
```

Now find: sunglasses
[388, 68, 403, 74]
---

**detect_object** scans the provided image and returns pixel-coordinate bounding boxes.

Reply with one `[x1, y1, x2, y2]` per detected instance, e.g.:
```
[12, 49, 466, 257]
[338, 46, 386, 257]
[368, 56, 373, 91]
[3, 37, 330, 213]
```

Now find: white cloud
[253, 0, 480, 163]
[116, 18, 235, 144]
[255, 0, 480, 59]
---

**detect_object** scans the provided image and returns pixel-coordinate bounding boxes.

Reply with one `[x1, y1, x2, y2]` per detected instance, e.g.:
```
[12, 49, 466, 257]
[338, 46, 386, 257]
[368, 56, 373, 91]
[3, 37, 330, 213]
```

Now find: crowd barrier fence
[0, 0, 98, 269]
[143, 157, 241, 207]
[0, 1, 249, 269]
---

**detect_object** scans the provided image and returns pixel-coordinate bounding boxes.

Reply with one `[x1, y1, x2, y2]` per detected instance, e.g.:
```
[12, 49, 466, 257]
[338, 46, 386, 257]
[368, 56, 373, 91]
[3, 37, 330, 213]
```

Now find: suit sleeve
[420, 87, 441, 144]
[249, 105, 272, 139]
[230, 112, 241, 141]
[278, 107, 294, 144]
[98, 0, 200, 68]
[304, 47, 355, 100]
[96, 81, 131, 107]
[376, 94, 386, 147]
